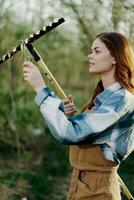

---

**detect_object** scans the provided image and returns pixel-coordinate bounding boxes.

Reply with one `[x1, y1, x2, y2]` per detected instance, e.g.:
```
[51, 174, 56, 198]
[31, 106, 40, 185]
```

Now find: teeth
[2, 55, 6, 61]
[48, 22, 52, 27]
[25, 38, 28, 44]
[30, 34, 34, 38]
[36, 30, 40, 35]
[20, 43, 24, 50]
[8, 53, 11, 58]
[13, 48, 16, 52]
[53, 18, 59, 23]
[42, 26, 46, 31]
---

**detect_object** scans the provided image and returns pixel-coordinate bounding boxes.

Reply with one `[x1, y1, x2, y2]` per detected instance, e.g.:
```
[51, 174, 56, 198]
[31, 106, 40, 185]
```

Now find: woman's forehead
[91, 38, 107, 50]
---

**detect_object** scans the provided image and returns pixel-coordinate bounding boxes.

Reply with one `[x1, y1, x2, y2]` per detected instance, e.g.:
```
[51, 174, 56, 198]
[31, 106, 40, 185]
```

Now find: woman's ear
[112, 57, 116, 65]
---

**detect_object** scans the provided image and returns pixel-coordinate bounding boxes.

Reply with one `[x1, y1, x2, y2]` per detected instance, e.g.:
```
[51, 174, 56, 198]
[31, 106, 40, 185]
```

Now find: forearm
[35, 88, 94, 144]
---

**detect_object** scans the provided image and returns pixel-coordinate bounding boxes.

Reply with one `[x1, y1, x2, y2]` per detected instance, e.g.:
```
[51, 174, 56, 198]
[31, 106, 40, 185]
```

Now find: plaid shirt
[35, 82, 134, 164]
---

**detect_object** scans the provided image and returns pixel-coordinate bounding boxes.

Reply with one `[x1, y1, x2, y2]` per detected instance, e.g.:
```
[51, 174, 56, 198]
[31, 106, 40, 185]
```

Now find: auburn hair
[81, 32, 134, 112]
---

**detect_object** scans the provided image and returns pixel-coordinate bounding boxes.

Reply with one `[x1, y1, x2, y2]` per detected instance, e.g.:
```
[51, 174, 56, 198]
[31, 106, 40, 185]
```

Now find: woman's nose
[88, 54, 90, 57]
[88, 54, 93, 60]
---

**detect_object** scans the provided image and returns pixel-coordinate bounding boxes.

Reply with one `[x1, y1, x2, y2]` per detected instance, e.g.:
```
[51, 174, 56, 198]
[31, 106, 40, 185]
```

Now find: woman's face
[88, 38, 116, 75]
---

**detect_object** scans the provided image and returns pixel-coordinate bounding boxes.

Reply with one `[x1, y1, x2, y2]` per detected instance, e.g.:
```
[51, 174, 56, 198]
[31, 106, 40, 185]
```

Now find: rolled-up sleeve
[35, 86, 65, 112]
[35, 87, 127, 144]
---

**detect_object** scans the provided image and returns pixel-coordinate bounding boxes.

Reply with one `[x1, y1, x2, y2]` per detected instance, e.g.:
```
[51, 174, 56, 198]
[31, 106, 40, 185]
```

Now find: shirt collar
[93, 82, 122, 106]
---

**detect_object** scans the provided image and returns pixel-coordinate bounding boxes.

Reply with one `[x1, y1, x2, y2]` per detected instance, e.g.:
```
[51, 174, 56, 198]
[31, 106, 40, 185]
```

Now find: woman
[23, 32, 134, 200]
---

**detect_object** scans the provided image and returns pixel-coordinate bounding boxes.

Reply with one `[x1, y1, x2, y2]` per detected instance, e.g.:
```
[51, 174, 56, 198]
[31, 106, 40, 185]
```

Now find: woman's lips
[89, 62, 95, 66]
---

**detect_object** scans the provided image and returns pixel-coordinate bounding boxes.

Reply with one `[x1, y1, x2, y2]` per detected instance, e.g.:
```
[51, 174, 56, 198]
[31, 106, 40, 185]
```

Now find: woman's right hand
[63, 95, 78, 118]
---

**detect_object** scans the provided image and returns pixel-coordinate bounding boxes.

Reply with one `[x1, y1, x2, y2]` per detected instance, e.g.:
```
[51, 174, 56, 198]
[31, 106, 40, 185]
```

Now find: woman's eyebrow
[91, 47, 101, 50]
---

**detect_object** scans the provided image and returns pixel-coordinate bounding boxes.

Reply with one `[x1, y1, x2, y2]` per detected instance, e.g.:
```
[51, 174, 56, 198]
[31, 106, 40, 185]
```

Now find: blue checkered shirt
[35, 82, 134, 164]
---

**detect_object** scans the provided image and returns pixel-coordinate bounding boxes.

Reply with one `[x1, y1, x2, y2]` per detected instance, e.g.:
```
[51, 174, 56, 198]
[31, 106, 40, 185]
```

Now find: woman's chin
[89, 67, 96, 73]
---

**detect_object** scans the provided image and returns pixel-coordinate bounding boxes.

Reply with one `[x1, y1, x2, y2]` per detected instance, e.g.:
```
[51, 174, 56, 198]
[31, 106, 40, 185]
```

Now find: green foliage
[0, 0, 134, 199]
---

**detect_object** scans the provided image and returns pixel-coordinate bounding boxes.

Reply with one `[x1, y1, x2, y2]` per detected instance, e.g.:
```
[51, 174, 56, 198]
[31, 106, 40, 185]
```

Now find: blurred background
[0, 0, 134, 199]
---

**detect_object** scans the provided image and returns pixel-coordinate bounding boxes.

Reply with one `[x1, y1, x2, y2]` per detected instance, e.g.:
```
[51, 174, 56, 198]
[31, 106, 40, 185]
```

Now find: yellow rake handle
[118, 175, 134, 200]
[37, 59, 67, 99]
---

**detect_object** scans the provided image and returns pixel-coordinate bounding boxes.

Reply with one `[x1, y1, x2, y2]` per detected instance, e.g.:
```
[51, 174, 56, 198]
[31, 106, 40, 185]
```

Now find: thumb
[68, 95, 73, 103]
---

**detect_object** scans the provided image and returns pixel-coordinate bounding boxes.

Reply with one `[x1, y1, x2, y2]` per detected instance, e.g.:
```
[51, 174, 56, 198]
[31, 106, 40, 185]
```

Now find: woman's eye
[95, 50, 101, 54]
[89, 50, 101, 55]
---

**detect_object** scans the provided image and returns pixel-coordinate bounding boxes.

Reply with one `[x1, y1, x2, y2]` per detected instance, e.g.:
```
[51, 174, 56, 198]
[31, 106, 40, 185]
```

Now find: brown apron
[67, 145, 121, 200]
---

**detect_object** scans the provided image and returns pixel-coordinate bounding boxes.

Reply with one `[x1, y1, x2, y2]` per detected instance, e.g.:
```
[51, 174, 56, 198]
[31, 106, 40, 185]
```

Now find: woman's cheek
[96, 54, 111, 70]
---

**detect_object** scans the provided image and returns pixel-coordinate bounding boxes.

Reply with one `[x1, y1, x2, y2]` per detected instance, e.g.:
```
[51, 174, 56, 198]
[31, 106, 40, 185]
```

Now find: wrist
[35, 85, 47, 93]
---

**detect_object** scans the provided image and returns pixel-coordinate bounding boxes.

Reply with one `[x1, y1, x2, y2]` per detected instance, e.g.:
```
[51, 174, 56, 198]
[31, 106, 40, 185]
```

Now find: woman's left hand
[23, 61, 47, 93]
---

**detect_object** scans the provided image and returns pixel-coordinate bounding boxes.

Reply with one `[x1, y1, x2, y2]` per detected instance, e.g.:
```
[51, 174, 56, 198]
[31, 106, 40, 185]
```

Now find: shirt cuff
[59, 101, 65, 112]
[35, 87, 55, 106]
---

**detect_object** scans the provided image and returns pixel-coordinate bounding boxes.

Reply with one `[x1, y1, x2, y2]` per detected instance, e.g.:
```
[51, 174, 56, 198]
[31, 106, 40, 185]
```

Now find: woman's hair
[81, 32, 134, 112]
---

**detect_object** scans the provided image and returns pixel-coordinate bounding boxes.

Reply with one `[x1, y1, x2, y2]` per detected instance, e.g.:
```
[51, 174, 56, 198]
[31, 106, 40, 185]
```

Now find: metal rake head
[0, 17, 65, 64]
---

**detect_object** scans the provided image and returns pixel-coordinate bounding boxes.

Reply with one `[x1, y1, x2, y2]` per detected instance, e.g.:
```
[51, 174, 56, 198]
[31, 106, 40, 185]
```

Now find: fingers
[63, 94, 73, 104]
[65, 108, 77, 115]
[23, 72, 32, 80]
[23, 61, 36, 83]
[64, 104, 77, 111]
[23, 67, 33, 74]
[23, 67, 33, 77]
[68, 95, 73, 103]
[64, 102, 75, 108]
[23, 61, 37, 72]
[23, 61, 34, 67]
[63, 95, 77, 117]
[65, 109, 77, 118]
[63, 98, 78, 117]
[64, 106, 76, 111]
[65, 109, 77, 115]
[23, 61, 38, 79]
[63, 100, 70, 105]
